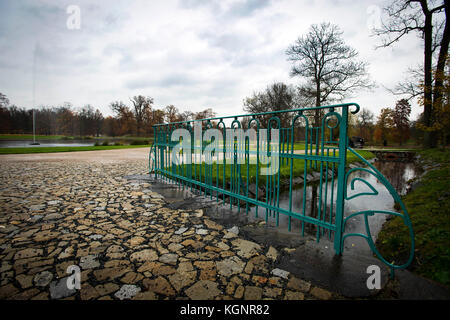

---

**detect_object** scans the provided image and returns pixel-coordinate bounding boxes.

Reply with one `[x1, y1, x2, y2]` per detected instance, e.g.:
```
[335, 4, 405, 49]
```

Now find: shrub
[129, 140, 149, 145]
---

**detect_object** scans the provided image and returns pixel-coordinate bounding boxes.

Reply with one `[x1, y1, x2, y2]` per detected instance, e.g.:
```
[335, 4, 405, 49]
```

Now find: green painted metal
[148, 102, 415, 276]
[342, 147, 415, 278]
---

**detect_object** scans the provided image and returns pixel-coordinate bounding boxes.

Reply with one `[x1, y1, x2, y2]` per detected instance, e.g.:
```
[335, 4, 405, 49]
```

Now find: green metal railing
[148, 103, 415, 276]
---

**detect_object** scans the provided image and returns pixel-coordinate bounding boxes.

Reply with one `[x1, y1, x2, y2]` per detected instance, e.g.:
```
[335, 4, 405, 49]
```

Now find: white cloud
[0, 0, 424, 119]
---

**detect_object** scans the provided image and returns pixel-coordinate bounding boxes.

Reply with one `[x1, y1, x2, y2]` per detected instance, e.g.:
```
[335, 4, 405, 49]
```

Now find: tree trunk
[421, 1, 434, 148]
[433, 1, 450, 147]
[315, 81, 321, 127]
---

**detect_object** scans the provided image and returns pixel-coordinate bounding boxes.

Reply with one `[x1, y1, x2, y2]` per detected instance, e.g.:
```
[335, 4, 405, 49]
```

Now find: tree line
[0, 92, 216, 137]
[241, 82, 418, 146]
[0, 0, 447, 147]
[0, 88, 431, 146]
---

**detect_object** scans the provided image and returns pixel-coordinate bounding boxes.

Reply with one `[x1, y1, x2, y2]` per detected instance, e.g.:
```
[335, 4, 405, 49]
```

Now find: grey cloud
[0, 0, 424, 119]
[125, 72, 201, 90]
[228, 0, 271, 16]
[178, 0, 220, 12]
[0, 2, 63, 39]
[34, 42, 97, 72]
[103, 44, 134, 68]
[125, 72, 239, 105]
[198, 27, 279, 68]
[201, 31, 253, 51]
[178, 0, 271, 17]
[22, 2, 62, 20]
[80, 3, 129, 34]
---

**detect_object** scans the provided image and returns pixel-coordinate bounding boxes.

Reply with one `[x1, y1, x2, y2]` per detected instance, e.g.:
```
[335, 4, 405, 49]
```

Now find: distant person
[383, 139, 387, 147]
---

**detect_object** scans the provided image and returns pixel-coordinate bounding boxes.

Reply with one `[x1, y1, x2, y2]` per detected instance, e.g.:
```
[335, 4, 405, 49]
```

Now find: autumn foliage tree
[130, 95, 153, 136]
[374, 108, 395, 144]
[373, 101, 412, 146]
[0, 90, 230, 138]
[110, 101, 135, 136]
[56, 104, 75, 136]
[392, 99, 412, 145]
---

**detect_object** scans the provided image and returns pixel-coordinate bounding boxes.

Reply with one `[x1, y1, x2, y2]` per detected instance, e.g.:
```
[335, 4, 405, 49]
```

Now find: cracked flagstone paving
[0, 158, 337, 300]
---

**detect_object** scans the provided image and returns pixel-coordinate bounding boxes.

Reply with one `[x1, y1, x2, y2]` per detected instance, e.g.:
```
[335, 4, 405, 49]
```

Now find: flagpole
[33, 109, 36, 144]
[31, 42, 39, 145]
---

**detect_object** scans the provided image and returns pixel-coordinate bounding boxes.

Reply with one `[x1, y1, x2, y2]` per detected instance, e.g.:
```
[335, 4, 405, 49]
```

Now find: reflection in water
[372, 161, 419, 196]
[0, 140, 94, 148]
[252, 160, 419, 256]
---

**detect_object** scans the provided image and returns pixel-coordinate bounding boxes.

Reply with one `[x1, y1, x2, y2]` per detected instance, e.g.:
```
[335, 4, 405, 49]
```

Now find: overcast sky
[0, 0, 425, 119]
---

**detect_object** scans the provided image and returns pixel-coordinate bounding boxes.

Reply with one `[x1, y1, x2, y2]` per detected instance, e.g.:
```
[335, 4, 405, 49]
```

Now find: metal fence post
[334, 106, 349, 255]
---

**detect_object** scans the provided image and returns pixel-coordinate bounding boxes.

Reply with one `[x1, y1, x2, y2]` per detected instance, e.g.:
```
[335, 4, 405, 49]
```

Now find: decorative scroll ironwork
[342, 147, 415, 277]
[148, 102, 415, 275]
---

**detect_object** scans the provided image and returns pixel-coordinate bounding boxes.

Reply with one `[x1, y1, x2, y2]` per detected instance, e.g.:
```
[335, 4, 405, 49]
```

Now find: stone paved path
[0, 151, 337, 300]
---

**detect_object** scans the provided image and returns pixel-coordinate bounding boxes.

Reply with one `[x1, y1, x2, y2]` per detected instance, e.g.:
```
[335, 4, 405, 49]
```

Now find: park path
[0, 149, 335, 300]
[0, 148, 149, 163]
[0, 148, 311, 164]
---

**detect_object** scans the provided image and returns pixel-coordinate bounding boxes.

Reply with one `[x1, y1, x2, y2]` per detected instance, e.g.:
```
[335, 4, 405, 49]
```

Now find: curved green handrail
[148, 102, 416, 278]
[343, 147, 415, 277]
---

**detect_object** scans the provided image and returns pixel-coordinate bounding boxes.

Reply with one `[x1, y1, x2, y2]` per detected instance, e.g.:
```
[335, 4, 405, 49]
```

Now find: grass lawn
[0, 144, 151, 154]
[0, 134, 68, 140]
[361, 147, 418, 152]
[0, 134, 154, 141]
[376, 148, 450, 286]
[159, 149, 375, 187]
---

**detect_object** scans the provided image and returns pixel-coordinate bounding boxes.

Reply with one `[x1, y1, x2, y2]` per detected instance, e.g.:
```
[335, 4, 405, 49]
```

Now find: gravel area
[0, 150, 336, 300]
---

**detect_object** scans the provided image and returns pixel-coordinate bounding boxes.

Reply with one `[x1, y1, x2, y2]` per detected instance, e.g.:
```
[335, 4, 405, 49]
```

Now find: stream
[134, 156, 450, 298]
[271, 160, 419, 256]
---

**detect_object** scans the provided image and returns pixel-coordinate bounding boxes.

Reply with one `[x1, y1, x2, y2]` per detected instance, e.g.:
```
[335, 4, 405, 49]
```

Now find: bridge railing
[148, 102, 414, 276]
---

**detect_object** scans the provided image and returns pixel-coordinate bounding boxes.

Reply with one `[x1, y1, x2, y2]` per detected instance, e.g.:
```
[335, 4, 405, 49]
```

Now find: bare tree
[152, 109, 165, 125]
[130, 95, 153, 136]
[385, 66, 424, 100]
[110, 101, 128, 115]
[286, 22, 374, 126]
[164, 105, 180, 123]
[358, 108, 375, 126]
[78, 105, 97, 137]
[372, 0, 449, 147]
[93, 109, 104, 137]
[110, 101, 135, 136]
[243, 82, 295, 127]
[356, 108, 375, 141]
[0, 92, 9, 108]
[194, 108, 216, 120]
[179, 110, 195, 122]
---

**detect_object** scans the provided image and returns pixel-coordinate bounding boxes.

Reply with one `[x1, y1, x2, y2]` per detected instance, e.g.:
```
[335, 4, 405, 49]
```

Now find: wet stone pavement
[0, 160, 338, 300]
